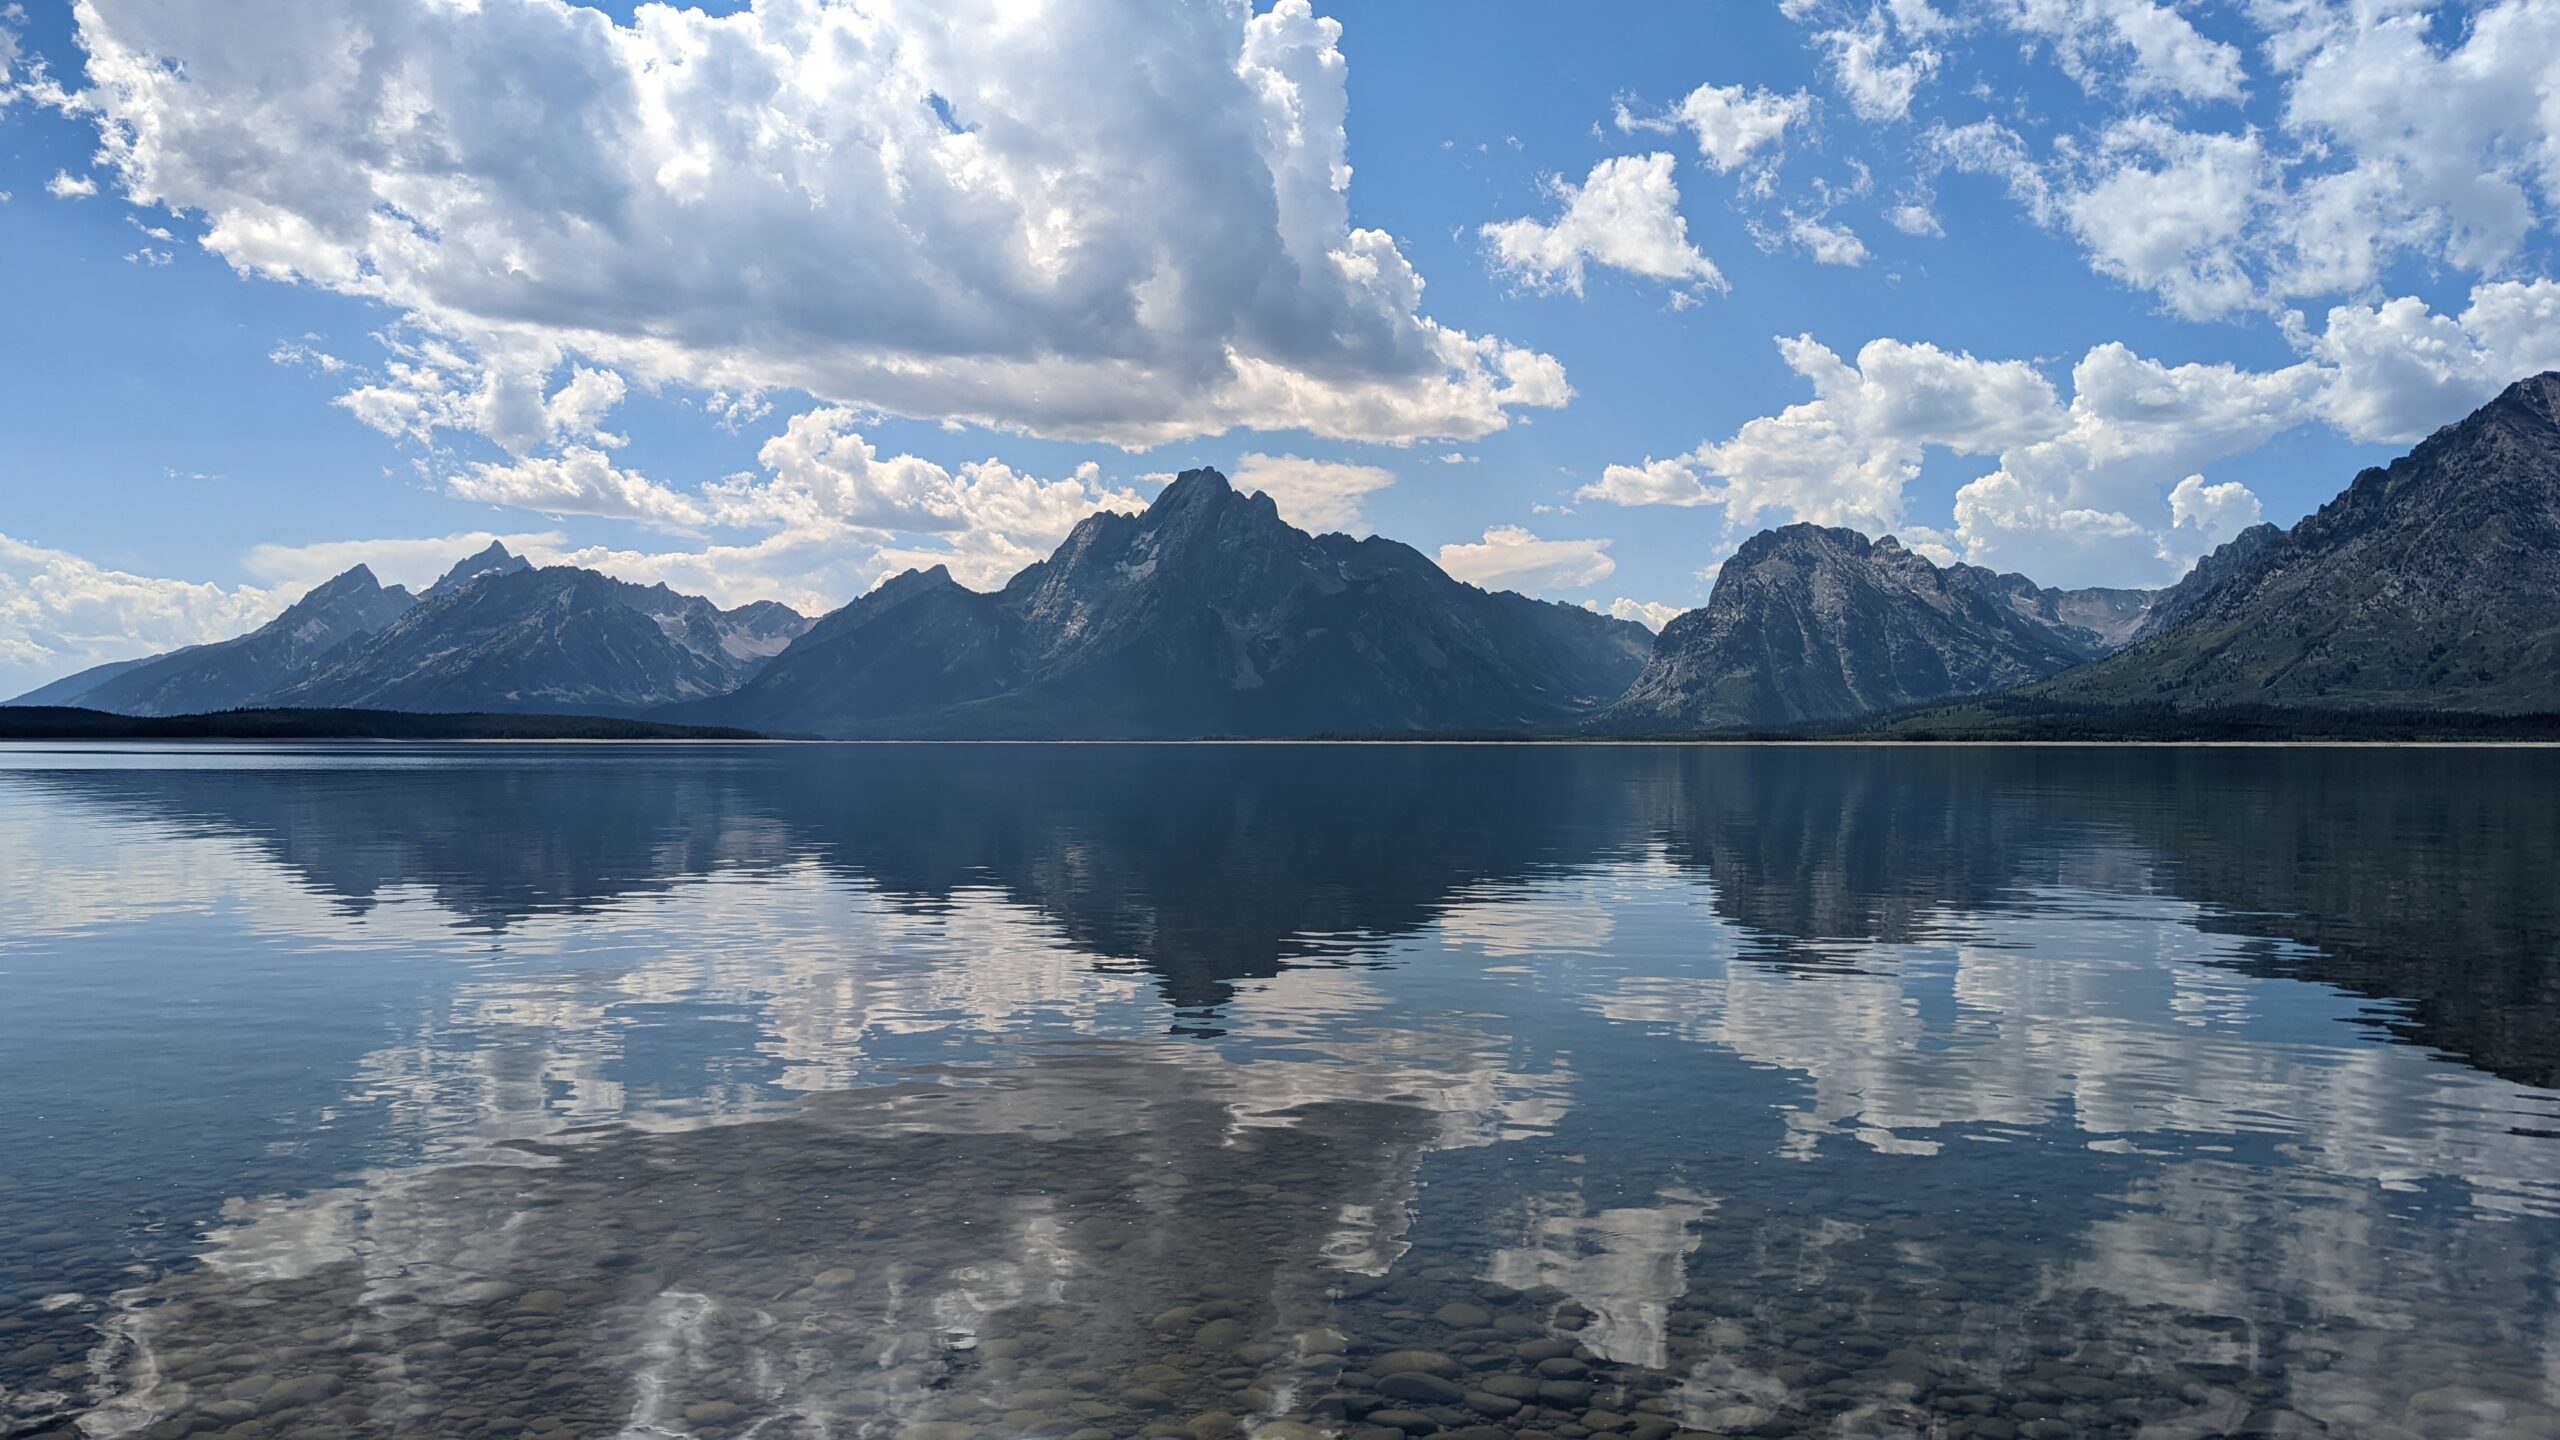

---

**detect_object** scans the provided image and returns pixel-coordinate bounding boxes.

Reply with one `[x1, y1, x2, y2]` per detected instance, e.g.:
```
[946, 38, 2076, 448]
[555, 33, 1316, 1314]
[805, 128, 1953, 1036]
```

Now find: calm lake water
[2, 743, 2556, 1440]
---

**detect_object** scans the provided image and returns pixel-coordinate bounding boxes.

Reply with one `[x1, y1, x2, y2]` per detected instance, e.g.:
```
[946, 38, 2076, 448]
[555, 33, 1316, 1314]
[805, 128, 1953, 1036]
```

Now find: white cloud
[695, 409, 1148, 582]
[1819, 10, 1941, 122]
[1435, 525, 1616, 593]
[1788, 214, 1872, 265]
[0, 532, 296, 695]
[1584, 334, 2062, 534]
[1587, 597, 1685, 631]
[1618, 81, 1810, 173]
[452, 447, 709, 529]
[1938, 341, 2316, 579]
[432, 405, 1145, 593]
[45, 170, 96, 199]
[1482, 153, 1725, 295]
[2055, 118, 2267, 320]
[1230, 453, 1396, 534]
[1931, 0, 2560, 318]
[2303, 279, 2560, 441]
[1594, 278, 2560, 585]
[67, 0, 1565, 448]
[240, 531, 567, 593]
[1583, 331, 2331, 584]
[2166, 474, 2263, 546]
[1885, 201, 1942, 235]
[2004, 0, 2247, 104]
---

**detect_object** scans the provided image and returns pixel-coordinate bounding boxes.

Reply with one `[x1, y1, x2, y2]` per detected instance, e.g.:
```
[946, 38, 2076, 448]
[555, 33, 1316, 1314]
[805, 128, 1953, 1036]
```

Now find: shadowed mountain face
[2045, 373, 2560, 712]
[273, 566, 809, 715]
[2127, 521, 2280, 645]
[1594, 525, 2150, 733]
[685, 468, 1655, 737]
[15, 745, 2554, 1082]
[5, 566, 415, 715]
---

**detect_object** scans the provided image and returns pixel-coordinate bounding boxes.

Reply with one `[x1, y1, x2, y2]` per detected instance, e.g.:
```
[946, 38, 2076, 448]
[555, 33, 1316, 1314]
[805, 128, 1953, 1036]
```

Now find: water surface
[1, 743, 2556, 1440]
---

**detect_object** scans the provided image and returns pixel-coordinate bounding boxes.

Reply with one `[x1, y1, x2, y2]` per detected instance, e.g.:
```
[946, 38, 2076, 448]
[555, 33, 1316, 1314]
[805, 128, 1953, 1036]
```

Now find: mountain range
[675, 467, 1655, 737]
[1591, 525, 2152, 733]
[12, 374, 2559, 735]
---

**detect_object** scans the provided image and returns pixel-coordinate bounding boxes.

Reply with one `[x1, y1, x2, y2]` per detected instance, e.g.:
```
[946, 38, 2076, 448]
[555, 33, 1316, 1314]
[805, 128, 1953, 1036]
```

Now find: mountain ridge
[8, 565, 416, 716]
[2034, 372, 2560, 713]
[272, 563, 809, 716]
[1590, 523, 2153, 733]
[683, 467, 1656, 738]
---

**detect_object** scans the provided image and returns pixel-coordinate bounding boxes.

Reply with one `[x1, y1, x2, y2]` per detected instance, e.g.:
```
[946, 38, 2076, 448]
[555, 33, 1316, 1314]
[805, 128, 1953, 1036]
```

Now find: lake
[1, 742, 2556, 1440]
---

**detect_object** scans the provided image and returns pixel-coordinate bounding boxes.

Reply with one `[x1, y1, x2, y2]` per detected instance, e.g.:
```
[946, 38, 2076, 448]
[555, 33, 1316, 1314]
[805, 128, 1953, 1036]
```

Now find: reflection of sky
[4, 749, 2559, 1439]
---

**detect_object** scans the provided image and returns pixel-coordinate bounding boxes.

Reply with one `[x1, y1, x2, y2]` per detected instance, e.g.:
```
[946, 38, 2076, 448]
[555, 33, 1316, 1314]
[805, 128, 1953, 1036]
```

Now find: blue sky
[3, 0, 2557, 691]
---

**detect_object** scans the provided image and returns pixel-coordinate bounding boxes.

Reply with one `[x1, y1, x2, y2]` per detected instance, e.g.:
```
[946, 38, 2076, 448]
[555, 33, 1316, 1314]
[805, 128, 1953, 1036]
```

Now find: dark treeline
[0, 707, 760, 742]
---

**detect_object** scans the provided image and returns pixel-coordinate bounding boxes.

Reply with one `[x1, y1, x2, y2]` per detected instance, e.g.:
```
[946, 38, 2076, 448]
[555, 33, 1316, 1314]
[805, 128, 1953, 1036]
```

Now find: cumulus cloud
[1482, 153, 1725, 296]
[2054, 118, 2267, 320]
[1434, 525, 1617, 593]
[452, 447, 708, 529]
[1584, 334, 2063, 534]
[1583, 332, 2316, 583]
[2004, 0, 2247, 103]
[1818, 9, 1941, 122]
[1230, 453, 1396, 534]
[66, 0, 1565, 448]
[1788, 214, 1872, 265]
[45, 170, 95, 199]
[2303, 279, 2560, 441]
[1929, 0, 2560, 318]
[240, 531, 567, 593]
[1589, 277, 2560, 585]
[419, 403, 1151, 593]
[0, 532, 294, 694]
[1587, 597, 1685, 631]
[1618, 81, 1811, 173]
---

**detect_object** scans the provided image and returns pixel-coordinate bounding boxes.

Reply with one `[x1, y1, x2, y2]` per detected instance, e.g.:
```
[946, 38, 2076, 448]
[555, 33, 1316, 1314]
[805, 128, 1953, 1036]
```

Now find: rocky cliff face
[689, 468, 1655, 738]
[16, 566, 415, 716]
[2042, 373, 2560, 712]
[1594, 525, 2142, 733]
[274, 566, 809, 715]
[2127, 523, 2281, 645]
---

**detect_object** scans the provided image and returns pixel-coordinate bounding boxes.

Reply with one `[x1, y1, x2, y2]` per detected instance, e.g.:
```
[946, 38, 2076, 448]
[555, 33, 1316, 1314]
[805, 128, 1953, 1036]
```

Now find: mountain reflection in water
[0, 743, 2554, 1440]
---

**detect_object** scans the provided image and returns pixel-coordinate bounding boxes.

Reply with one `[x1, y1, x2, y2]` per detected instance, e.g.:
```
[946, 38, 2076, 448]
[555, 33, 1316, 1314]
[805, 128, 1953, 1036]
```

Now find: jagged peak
[427, 540, 535, 596]
[1729, 521, 1876, 566]
[306, 563, 383, 594]
[1149, 467, 1234, 510]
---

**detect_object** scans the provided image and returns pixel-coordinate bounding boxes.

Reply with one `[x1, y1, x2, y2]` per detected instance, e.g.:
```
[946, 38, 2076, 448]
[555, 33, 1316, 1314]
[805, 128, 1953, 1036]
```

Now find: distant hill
[2038, 373, 2560, 712]
[6, 566, 414, 716]
[273, 559, 810, 715]
[0, 706, 761, 741]
[1591, 524, 2153, 733]
[682, 467, 1655, 738]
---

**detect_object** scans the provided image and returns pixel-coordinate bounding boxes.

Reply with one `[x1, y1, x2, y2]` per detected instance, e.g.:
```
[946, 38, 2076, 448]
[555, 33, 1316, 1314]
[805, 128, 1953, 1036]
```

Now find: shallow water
[1, 742, 2556, 1440]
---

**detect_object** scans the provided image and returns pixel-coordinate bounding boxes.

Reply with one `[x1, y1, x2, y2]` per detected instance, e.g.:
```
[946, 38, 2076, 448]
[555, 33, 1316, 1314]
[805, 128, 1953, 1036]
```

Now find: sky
[2, 0, 2557, 694]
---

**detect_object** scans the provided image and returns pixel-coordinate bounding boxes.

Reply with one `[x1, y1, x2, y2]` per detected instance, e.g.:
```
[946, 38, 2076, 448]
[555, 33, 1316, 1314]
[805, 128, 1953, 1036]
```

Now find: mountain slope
[14, 567, 415, 717]
[5, 652, 183, 709]
[688, 468, 1655, 738]
[2041, 373, 2560, 712]
[1594, 525, 2144, 733]
[2126, 522, 2280, 645]
[273, 566, 809, 715]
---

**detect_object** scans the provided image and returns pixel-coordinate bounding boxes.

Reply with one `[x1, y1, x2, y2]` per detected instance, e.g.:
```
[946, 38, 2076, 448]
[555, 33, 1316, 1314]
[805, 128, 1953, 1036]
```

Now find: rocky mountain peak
[1594, 521, 2144, 733]
[426, 541, 534, 597]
